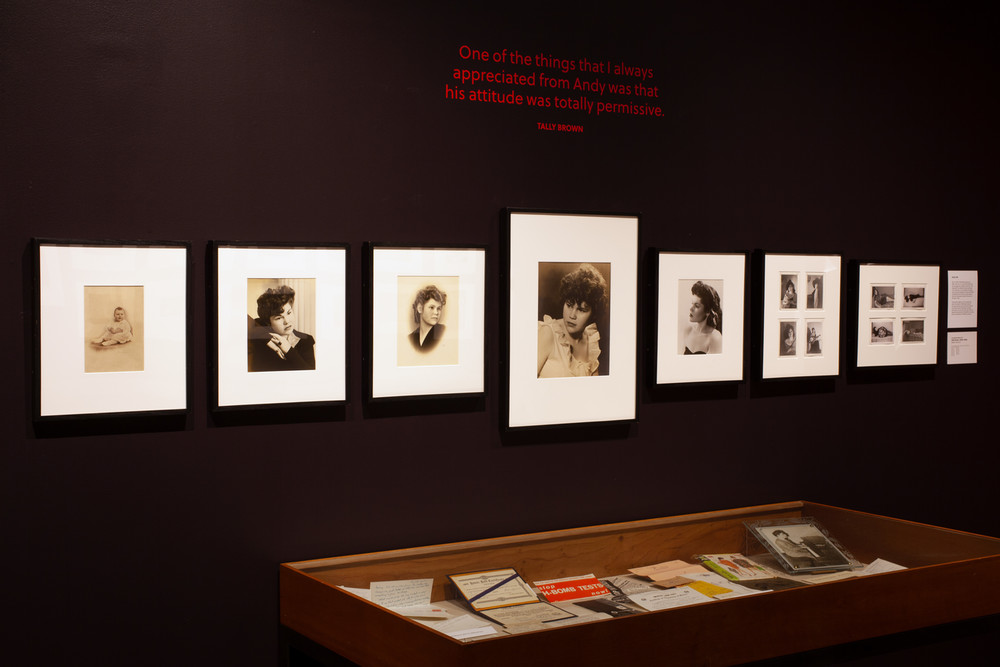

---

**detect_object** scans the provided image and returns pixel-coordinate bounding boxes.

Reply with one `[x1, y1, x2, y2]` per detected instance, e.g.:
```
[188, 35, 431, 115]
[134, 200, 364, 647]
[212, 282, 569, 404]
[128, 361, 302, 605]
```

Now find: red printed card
[533, 574, 610, 602]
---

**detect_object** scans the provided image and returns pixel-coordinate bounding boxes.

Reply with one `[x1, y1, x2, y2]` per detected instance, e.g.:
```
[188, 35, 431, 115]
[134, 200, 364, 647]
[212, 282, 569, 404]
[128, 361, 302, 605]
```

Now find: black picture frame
[33, 239, 191, 432]
[502, 209, 639, 430]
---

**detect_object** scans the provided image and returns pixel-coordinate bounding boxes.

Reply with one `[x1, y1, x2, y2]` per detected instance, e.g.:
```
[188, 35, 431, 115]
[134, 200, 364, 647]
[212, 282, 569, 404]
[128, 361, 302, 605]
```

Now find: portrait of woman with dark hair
[409, 285, 447, 352]
[780, 276, 798, 309]
[248, 284, 316, 372]
[681, 280, 722, 355]
[780, 321, 797, 357]
[537, 262, 610, 377]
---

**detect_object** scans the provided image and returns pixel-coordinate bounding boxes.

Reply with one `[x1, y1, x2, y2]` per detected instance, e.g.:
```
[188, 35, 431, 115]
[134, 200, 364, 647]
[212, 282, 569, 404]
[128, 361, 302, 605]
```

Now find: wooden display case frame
[279, 501, 1000, 666]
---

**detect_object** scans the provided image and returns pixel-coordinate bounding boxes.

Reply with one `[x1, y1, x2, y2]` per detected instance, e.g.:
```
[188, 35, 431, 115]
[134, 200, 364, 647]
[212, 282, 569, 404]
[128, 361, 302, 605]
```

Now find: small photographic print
[780, 273, 798, 309]
[84, 285, 144, 373]
[872, 285, 895, 308]
[247, 278, 317, 372]
[396, 276, 460, 367]
[779, 320, 798, 357]
[901, 318, 925, 343]
[537, 262, 611, 377]
[870, 319, 894, 344]
[805, 274, 824, 309]
[805, 321, 823, 356]
[751, 520, 852, 573]
[902, 286, 925, 308]
[677, 278, 723, 355]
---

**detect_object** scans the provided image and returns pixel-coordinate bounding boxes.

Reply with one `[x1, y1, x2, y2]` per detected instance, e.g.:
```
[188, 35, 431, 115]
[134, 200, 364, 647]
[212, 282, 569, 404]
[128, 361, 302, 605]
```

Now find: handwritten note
[370, 578, 434, 609]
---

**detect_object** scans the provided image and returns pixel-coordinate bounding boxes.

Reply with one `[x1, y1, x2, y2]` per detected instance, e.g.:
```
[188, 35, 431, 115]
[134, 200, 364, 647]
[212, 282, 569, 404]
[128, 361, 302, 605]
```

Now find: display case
[279, 501, 1000, 666]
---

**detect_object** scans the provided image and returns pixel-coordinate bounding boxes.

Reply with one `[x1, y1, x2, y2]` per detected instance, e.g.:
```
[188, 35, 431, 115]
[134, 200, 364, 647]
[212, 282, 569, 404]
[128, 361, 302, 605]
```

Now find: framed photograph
[856, 264, 939, 367]
[762, 253, 841, 379]
[745, 517, 856, 574]
[367, 245, 486, 400]
[655, 252, 746, 384]
[213, 243, 347, 409]
[504, 210, 638, 429]
[34, 240, 189, 420]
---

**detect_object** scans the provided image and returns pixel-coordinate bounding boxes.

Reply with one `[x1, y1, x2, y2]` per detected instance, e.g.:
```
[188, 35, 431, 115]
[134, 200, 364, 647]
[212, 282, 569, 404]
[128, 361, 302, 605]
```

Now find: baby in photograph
[91, 306, 133, 346]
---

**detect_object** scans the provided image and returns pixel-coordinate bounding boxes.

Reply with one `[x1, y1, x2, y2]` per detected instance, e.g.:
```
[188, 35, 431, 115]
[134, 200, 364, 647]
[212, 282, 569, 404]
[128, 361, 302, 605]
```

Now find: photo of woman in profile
[537, 263, 609, 378]
[682, 281, 722, 355]
[248, 285, 316, 372]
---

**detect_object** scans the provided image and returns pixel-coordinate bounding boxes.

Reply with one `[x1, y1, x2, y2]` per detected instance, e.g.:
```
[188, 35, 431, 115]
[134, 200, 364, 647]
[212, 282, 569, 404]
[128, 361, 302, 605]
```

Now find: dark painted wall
[2, 2, 996, 664]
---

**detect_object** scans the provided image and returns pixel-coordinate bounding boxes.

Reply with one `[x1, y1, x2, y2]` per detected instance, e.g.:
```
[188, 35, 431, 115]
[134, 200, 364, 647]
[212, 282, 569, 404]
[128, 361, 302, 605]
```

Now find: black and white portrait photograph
[871, 319, 894, 344]
[780, 273, 798, 309]
[806, 273, 824, 309]
[901, 319, 925, 342]
[655, 252, 745, 385]
[215, 244, 346, 409]
[779, 321, 797, 357]
[247, 278, 316, 372]
[902, 286, 925, 308]
[506, 210, 638, 429]
[368, 245, 484, 401]
[84, 285, 144, 374]
[755, 522, 852, 573]
[536, 262, 611, 378]
[677, 279, 723, 355]
[805, 321, 823, 356]
[396, 275, 460, 367]
[872, 285, 895, 308]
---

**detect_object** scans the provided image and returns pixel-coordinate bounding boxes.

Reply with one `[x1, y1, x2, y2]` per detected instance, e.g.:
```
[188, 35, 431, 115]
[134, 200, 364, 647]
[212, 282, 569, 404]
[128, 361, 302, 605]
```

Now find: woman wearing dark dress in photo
[248, 285, 316, 372]
[683, 281, 722, 355]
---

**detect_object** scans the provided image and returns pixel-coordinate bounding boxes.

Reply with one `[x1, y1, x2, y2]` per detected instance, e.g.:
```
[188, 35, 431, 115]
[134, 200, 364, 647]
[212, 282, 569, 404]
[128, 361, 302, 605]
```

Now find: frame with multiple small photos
[856, 263, 940, 367]
[762, 253, 842, 379]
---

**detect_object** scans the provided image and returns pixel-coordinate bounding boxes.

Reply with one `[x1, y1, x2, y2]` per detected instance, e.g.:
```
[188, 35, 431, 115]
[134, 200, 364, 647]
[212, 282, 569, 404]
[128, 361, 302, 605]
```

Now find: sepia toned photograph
[247, 278, 316, 372]
[748, 518, 853, 574]
[902, 286, 925, 308]
[214, 244, 347, 409]
[506, 210, 638, 429]
[537, 262, 611, 377]
[805, 321, 823, 356]
[901, 318, 925, 342]
[780, 273, 798, 309]
[779, 321, 797, 357]
[368, 245, 484, 401]
[36, 241, 189, 420]
[872, 285, 895, 308]
[396, 275, 460, 367]
[871, 319, 894, 344]
[677, 279, 723, 355]
[84, 285, 144, 374]
[806, 274, 824, 309]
